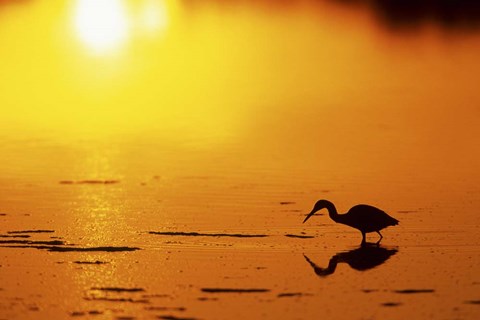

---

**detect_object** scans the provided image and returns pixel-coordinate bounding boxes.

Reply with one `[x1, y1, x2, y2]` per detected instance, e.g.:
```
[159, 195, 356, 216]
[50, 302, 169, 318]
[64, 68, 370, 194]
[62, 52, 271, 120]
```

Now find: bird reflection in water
[303, 244, 398, 277]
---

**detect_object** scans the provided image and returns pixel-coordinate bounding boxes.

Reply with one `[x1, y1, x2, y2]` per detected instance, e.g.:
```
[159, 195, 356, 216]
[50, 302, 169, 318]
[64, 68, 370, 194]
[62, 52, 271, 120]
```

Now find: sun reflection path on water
[72, 148, 126, 246]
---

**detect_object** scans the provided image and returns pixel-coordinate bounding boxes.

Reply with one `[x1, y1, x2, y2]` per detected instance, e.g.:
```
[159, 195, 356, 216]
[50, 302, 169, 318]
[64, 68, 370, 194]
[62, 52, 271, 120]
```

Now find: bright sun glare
[73, 0, 170, 54]
[74, 0, 129, 53]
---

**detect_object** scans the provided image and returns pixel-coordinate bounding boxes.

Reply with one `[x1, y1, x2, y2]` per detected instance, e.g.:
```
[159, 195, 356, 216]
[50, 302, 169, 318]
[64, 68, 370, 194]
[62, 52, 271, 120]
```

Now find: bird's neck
[323, 256, 339, 275]
[324, 202, 341, 222]
[304, 255, 338, 277]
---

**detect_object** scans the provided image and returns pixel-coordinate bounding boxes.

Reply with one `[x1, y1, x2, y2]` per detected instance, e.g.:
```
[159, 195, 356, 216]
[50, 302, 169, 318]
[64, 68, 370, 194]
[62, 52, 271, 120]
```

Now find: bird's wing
[347, 204, 398, 229]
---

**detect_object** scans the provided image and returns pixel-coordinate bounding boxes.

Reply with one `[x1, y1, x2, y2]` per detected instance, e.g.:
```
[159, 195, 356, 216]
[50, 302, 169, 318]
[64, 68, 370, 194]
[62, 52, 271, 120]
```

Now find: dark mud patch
[84, 297, 149, 304]
[0, 234, 30, 238]
[284, 234, 314, 239]
[47, 246, 140, 252]
[464, 300, 480, 305]
[197, 297, 218, 301]
[362, 289, 379, 293]
[393, 289, 435, 294]
[1, 245, 140, 252]
[116, 317, 135, 320]
[157, 316, 199, 320]
[60, 180, 120, 185]
[145, 307, 186, 312]
[7, 230, 54, 234]
[381, 302, 402, 307]
[277, 292, 311, 298]
[71, 310, 103, 316]
[28, 305, 40, 311]
[397, 210, 417, 213]
[201, 288, 270, 293]
[0, 213, 6, 216]
[73, 261, 108, 265]
[0, 240, 65, 245]
[280, 201, 295, 205]
[149, 231, 268, 238]
[91, 287, 144, 293]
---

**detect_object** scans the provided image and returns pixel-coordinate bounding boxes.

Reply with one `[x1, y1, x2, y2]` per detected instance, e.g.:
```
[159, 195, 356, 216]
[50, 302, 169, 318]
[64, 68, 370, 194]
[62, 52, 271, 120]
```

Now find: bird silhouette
[303, 244, 398, 277]
[303, 199, 399, 244]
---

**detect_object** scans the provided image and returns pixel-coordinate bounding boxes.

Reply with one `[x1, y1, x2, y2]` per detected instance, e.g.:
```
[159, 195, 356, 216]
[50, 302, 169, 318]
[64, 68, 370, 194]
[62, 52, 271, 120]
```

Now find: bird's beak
[303, 210, 316, 223]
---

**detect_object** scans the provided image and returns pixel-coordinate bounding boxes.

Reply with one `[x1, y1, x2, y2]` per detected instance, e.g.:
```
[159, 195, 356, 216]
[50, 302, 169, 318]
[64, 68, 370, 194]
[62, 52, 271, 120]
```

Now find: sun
[74, 0, 129, 53]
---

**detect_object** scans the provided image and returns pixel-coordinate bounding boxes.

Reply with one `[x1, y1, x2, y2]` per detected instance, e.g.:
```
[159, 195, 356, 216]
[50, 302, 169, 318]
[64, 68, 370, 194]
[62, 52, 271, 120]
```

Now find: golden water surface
[1, 0, 480, 319]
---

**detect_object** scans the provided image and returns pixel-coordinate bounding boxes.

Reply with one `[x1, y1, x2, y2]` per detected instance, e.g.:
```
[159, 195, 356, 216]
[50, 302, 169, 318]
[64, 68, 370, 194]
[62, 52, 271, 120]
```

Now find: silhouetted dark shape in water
[182, 0, 480, 31]
[303, 200, 399, 244]
[329, 0, 480, 30]
[304, 244, 398, 277]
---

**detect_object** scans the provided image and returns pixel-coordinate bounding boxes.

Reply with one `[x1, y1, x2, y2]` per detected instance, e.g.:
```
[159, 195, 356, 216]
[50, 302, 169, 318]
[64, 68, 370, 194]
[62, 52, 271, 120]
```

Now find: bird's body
[303, 200, 399, 244]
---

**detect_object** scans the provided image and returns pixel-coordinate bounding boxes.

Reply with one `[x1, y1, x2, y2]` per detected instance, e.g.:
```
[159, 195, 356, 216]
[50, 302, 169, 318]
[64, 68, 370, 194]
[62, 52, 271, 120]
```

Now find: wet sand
[1, 0, 480, 319]
[1, 192, 479, 319]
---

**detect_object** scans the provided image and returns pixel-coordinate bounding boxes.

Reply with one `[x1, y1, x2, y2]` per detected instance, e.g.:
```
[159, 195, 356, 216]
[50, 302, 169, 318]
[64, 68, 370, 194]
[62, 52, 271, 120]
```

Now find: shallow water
[1, 0, 480, 319]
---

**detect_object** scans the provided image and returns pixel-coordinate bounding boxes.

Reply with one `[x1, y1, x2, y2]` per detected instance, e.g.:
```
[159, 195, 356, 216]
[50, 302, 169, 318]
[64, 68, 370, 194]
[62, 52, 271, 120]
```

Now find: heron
[303, 199, 399, 244]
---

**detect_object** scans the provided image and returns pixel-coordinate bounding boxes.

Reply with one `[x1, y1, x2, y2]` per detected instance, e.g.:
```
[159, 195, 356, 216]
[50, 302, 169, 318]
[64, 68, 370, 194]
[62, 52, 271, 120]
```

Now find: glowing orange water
[1, 1, 480, 319]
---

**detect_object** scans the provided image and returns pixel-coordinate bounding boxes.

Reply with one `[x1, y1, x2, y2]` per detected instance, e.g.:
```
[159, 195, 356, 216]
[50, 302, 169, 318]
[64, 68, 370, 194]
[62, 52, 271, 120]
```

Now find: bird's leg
[376, 231, 383, 244]
[361, 232, 366, 245]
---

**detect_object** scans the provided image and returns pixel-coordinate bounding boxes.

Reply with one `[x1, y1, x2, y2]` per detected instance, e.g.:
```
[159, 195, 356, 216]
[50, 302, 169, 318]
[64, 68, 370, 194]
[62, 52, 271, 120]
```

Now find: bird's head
[303, 199, 331, 223]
